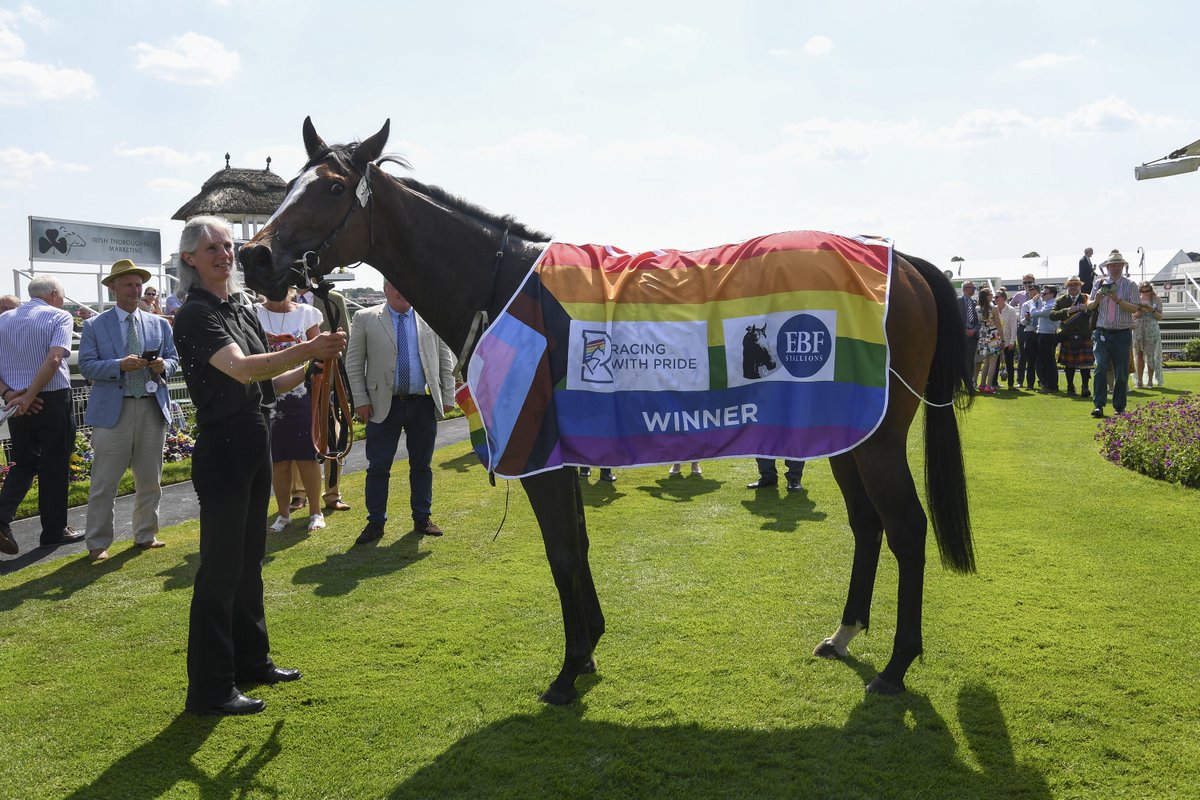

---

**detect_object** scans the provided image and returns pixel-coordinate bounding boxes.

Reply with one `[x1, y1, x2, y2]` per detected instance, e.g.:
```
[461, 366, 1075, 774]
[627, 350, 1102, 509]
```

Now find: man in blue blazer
[78, 259, 180, 561]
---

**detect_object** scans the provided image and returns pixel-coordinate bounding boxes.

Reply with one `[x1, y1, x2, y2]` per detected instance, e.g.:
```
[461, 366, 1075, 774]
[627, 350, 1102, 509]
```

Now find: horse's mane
[301, 141, 552, 244]
[396, 175, 552, 244]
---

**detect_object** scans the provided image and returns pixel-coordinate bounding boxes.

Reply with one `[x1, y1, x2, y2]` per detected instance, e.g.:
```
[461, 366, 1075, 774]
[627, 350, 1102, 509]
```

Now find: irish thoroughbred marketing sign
[28, 216, 162, 266]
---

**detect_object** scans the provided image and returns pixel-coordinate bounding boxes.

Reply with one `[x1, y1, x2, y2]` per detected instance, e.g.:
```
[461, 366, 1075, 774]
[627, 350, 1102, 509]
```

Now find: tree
[950, 256, 964, 262]
[1022, 251, 1040, 258]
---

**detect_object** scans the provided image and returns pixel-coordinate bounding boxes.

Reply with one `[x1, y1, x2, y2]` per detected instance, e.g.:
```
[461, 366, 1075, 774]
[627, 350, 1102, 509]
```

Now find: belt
[1095, 327, 1131, 333]
[123, 395, 158, 400]
[392, 393, 426, 401]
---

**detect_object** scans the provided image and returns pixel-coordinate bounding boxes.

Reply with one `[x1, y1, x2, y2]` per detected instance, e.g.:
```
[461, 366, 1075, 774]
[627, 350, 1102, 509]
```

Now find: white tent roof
[947, 249, 1192, 286]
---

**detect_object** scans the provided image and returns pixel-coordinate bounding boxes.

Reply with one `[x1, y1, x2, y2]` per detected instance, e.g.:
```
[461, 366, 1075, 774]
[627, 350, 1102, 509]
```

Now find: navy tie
[395, 313, 410, 394]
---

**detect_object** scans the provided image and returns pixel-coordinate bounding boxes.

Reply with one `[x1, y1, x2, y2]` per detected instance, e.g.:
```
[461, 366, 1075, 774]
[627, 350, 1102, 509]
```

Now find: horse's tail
[898, 252, 976, 574]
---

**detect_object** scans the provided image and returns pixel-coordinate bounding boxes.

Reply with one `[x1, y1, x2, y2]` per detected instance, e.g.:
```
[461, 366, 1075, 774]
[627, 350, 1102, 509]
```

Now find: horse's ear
[302, 116, 326, 160]
[354, 119, 391, 166]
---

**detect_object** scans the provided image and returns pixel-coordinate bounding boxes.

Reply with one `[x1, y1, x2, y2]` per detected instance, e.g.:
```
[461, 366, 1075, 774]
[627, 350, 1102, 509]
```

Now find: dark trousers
[0, 389, 74, 541]
[1065, 367, 1091, 394]
[1093, 328, 1132, 413]
[1036, 333, 1059, 390]
[994, 347, 1015, 389]
[756, 458, 805, 482]
[1017, 330, 1038, 388]
[962, 332, 978, 386]
[365, 395, 437, 524]
[186, 411, 274, 709]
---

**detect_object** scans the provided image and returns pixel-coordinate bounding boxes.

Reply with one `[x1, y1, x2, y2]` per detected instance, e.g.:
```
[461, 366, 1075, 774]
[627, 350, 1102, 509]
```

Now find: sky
[1, 0, 1196, 301]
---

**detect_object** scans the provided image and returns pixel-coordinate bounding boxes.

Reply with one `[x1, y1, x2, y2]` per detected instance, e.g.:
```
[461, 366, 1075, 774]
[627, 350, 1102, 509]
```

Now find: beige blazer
[345, 303, 456, 423]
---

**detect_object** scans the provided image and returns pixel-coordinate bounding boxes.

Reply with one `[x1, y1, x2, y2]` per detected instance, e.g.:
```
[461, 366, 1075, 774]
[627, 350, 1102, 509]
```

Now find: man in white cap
[1086, 250, 1139, 418]
[78, 259, 179, 561]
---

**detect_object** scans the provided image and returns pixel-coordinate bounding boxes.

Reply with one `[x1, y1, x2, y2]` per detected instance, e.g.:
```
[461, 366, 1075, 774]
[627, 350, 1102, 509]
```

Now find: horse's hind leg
[574, 475, 605, 670]
[814, 453, 884, 660]
[853, 436, 929, 695]
[521, 468, 601, 704]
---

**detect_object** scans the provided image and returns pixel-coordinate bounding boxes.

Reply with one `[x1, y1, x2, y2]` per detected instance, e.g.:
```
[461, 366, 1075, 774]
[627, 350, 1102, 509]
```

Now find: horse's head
[239, 116, 391, 300]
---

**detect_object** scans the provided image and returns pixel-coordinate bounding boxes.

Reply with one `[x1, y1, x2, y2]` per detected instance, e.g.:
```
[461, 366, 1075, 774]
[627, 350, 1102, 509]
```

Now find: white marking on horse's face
[265, 166, 322, 227]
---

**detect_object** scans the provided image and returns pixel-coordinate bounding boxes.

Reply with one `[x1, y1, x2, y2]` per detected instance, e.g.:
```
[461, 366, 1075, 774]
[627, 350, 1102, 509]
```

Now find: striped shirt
[1094, 277, 1138, 330]
[0, 298, 73, 391]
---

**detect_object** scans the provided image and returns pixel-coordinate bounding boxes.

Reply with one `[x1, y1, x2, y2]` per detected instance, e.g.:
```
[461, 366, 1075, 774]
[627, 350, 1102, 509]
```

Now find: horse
[742, 324, 776, 379]
[239, 117, 975, 702]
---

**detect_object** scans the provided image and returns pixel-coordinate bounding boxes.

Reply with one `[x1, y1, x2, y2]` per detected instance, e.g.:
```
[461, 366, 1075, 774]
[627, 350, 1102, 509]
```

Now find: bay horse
[239, 118, 975, 702]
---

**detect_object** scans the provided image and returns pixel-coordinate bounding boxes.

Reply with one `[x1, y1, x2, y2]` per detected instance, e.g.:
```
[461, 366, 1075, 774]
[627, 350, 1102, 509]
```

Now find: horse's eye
[330, 183, 345, 196]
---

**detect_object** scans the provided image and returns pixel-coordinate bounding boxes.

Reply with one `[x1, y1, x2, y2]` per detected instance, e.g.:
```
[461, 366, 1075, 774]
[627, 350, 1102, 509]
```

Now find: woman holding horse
[174, 215, 346, 716]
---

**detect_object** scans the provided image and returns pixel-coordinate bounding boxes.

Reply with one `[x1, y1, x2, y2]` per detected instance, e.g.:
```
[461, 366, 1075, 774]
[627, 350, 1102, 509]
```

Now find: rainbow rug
[464, 230, 893, 478]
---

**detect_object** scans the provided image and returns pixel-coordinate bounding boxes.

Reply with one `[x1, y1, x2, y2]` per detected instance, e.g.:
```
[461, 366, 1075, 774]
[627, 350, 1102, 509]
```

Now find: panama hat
[1065, 276, 1082, 287]
[1104, 249, 1128, 268]
[102, 259, 151, 287]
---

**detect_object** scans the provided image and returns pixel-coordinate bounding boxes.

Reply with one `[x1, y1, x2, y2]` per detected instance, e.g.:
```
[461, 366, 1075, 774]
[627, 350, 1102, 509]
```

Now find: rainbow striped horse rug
[460, 230, 893, 478]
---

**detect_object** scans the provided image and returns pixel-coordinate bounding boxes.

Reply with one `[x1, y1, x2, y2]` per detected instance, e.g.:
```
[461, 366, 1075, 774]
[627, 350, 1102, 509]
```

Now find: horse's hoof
[865, 675, 905, 695]
[538, 685, 578, 705]
[813, 639, 846, 660]
[579, 657, 598, 674]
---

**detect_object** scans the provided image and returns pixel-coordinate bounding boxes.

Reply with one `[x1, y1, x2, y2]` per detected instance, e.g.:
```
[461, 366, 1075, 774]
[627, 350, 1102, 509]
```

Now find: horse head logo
[741, 323, 776, 379]
[580, 330, 614, 384]
[38, 226, 86, 256]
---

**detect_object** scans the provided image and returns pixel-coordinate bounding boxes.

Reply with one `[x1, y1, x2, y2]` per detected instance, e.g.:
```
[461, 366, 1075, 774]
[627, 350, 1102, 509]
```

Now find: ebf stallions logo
[776, 313, 834, 378]
[580, 330, 614, 383]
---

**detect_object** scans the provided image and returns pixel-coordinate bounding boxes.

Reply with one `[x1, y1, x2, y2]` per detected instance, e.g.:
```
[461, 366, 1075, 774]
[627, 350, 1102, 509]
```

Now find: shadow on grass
[580, 479, 625, 509]
[439, 450, 483, 473]
[636, 475, 722, 503]
[62, 715, 283, 800]
[387, 683, 1048, 800]
[741, 487, 827, 532]
[0, 546, 141, 610]
[291, 530, 431, 597]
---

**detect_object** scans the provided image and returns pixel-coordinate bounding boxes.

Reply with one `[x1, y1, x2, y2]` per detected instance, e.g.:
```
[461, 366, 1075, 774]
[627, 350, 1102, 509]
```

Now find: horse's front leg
[521, 467, 599, 704]
[814, 454, 883, 660]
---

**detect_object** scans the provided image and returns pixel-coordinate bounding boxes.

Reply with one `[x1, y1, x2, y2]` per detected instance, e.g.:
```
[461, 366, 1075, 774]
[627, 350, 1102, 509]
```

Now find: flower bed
[1095, 394, 1200, 487]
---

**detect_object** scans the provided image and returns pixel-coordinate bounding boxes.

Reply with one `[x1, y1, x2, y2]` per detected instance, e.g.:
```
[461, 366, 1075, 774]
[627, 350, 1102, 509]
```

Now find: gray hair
[175, 215, 245, 298]
[27, 275, 64, 300]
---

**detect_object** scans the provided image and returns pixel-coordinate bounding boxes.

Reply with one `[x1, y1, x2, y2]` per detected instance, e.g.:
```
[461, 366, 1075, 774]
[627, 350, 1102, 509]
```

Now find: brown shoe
[0, 521, 17, 555]
[289, 496, 305, 512]
[135, 539, 166, 549]
[414, 517, 443, 537]
[88, 548, 109, 562]
[323, 500, 351, 512]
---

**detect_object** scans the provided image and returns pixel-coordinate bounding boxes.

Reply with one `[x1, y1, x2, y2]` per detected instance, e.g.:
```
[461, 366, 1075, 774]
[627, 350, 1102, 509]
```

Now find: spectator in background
[1050, 276, 1095, 398]
[1133, 282, 1164, 389]
[139, 286, 163, 315]
[1030, 284, 1060, 392]
[1010, 275, 1037, 382]
[1078, 247, 1096, 295]
[993, 290, 1019, 390]
[958, 281, 979, 384]
[0, 295, 20, 313]
[973, 287, 1002, 394]
[1018, 285, 1041, 390]
[0, 276, 83, 555]
[164, 290, 184, 319]
[748, 459, 804, 491]
[1087, 250, 1139, 418]
[668, 461, 703, 477]
[78, 259, 180, 561]
[255, 288, 327, 533]
[346, 282, 456, 546]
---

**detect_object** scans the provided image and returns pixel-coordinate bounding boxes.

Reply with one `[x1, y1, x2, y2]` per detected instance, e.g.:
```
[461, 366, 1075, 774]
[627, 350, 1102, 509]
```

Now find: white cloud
[771, 117, 925, 164]
[114, 144, 210, 166]
[241, 144, 309, 177]
[593, 134, 718, 161]
[466, 129, 586, 161]
[768, 48, 792, 58]
[657, 23, 700, 46]
[803, 36, 834, 56]
[0, 8, 96, 104]
[147, 177, 195, 192]
[131, 32, 240, 85]
[1042, 95, 1174, 135]
[935, 109, 1037, 144]
[1016, 52, 1079, 70]
[0, 146, 87, 188]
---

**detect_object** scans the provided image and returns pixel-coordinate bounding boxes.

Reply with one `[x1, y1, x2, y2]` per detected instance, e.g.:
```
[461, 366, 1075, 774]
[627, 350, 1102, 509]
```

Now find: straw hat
[1065, 276, 1082, 287]
[102, 259, 151, 287]
[1104, 249, 1128, 268]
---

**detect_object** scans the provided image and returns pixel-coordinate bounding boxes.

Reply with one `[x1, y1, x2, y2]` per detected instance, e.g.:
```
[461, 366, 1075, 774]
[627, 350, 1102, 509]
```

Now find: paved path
[0, 417, 470, 576]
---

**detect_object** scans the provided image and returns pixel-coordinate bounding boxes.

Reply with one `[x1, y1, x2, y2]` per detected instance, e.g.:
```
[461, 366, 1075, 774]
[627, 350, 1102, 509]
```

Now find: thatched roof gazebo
[172, 154, 286, 241]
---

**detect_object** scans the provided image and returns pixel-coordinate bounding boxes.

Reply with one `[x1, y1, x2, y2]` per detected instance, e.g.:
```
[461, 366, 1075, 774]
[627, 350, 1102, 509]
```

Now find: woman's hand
[307, 329, 348, 360]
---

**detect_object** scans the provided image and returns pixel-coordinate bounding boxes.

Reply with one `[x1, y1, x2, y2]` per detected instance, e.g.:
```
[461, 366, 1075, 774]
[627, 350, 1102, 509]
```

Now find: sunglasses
[144, 291, 157, 296]
[1023, 281, 1034, 285]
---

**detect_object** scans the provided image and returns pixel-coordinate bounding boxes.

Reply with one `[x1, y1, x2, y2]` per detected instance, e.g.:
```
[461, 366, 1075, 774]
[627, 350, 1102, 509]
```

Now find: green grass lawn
[1, 376, 1198, 799]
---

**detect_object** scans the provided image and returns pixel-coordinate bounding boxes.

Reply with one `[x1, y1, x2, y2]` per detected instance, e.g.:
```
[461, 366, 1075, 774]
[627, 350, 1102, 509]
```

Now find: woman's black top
[173, 287, 277, 426]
